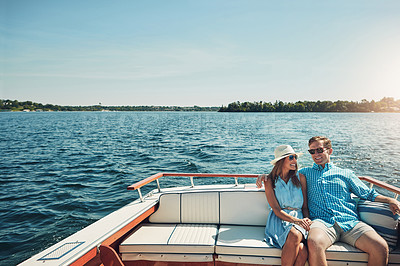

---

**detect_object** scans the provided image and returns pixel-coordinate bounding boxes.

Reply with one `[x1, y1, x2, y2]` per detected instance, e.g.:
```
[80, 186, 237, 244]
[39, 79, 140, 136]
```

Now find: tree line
[218, 98, 400, 112]
[0, 100, 219, 112]
[2, 98, 399, 113]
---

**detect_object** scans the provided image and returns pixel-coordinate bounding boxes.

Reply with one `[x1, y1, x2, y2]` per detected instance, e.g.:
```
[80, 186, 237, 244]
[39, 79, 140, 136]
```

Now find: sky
[1, 0, 400, 107]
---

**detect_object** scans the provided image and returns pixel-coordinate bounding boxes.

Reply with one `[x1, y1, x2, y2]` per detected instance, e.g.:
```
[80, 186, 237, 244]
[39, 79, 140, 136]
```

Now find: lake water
[1, 111, 400, 265]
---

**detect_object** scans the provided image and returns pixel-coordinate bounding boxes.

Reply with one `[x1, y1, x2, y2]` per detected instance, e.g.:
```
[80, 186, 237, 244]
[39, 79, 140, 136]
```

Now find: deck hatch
[38, 241, 85, 261]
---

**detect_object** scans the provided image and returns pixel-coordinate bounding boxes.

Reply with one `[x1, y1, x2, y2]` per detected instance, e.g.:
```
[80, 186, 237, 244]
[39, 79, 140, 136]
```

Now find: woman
[257, 145, 312, 266]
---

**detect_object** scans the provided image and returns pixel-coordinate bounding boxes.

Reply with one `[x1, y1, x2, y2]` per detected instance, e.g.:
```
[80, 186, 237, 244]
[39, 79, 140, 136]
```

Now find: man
[300, 136, 400, 266]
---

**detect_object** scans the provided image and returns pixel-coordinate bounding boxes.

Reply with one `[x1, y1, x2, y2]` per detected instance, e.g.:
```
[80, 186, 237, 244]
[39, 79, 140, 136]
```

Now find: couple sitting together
[256, 136, 400, 266]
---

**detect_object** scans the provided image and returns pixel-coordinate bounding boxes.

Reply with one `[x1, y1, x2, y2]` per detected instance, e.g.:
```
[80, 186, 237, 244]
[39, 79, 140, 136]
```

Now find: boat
[19, 173, 400, 265]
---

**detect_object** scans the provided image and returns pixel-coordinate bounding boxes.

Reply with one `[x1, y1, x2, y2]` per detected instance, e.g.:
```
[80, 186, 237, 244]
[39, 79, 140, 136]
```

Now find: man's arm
[256, 174, 267, 188]
[374, 195, 400, 215]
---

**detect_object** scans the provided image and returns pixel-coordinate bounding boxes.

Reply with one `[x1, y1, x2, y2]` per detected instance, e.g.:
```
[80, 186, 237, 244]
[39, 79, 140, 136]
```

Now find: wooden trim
[162, 173, 259, 178]
[99, 245, 124, 266]
[127, 173, 164, 190]
[123, 261, 214, 266]
[127, 173, 260, 191]
[69, 247, 97, 266]
[359, 176, 400, 195]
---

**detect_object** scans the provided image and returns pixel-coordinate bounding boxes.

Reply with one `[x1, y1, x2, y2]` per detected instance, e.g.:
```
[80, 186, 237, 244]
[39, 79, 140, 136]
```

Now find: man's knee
[307, 229, 332, 253]
[377, 241, 389, 258]
[355, 231, 389, 258]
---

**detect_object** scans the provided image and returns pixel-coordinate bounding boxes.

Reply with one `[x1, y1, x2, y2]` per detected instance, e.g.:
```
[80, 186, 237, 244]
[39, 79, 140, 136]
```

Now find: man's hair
[308, 136, 332, 149]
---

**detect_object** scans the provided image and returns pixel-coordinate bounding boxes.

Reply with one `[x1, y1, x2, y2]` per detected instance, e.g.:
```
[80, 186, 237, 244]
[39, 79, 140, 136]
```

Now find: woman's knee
[286, 229, 303, 245]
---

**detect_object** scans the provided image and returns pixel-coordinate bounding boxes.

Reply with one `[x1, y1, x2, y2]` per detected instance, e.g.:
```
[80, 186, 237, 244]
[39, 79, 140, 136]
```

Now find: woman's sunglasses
[308, 148, 326, 154]
[288, 154, 298, 160]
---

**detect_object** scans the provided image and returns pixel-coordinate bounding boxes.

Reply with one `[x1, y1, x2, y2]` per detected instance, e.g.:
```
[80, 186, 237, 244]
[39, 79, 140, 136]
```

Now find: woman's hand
[294, 218, 313, 231]
[256, 174, 268, 188]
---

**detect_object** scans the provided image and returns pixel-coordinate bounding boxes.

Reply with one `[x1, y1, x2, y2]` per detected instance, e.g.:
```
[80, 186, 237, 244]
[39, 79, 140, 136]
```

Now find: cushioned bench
[120, 190, 271, 264]
[120, 190, 400, 265]
[120, 223, 217, 263]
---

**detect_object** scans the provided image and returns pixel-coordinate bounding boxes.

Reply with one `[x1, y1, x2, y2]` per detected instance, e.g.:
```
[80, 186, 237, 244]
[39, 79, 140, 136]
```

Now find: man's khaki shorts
[310, 220, 375, 246]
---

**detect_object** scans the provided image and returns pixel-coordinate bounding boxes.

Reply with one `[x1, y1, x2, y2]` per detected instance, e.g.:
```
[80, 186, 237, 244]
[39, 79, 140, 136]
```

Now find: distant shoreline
[0, 99, 220, 112]
[1, 98, 399, 113]
[219, 98, 400, 113]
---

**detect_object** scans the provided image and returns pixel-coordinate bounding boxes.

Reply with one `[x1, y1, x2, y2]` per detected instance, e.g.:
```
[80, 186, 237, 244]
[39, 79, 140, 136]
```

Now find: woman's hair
[267, 157, 300, 189]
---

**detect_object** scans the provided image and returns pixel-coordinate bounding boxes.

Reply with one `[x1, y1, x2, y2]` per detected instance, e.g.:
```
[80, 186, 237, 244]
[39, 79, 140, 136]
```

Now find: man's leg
[307, 228, 333, 266]
[354, 231, 389, 266]
[307, 221, 336, 266]
[342, 222, 389, 266]
[281, 228, 304, 266]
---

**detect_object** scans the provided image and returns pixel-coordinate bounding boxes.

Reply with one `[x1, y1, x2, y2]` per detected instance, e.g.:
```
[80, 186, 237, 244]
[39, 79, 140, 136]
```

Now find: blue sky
[1, 0, 400, 106]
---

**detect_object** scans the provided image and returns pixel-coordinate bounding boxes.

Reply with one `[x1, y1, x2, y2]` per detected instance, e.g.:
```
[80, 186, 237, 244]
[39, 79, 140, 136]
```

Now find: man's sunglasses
[288, 154, 298, 160]
[308, 148, 326, 154]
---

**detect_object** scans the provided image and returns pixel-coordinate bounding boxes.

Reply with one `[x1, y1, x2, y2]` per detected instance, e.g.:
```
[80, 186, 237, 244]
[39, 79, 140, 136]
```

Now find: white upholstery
[326, 243, 400, 265]
[120, 224, 176, 253]
[149, 192, 220, 224]
[148, 193, 180, 223]
[181, 192, 219, 223]
[389, 249, 400, 265]
[120, 223, 218, 261]
[216, 225, 280, 257]
[216, 225, 397, 265]
[169, 224, 218, 247]
[149, 190, 269, 226]
[326, 242, 368, 263]
[220, 191, 269, 226]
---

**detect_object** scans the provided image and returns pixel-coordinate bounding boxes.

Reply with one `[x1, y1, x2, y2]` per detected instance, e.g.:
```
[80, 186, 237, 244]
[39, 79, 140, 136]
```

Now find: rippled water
[1, 111, 400, 265]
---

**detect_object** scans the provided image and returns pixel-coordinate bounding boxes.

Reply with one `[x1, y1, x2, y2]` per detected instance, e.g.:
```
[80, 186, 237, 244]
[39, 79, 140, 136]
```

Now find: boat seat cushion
[149, 190, 269, 226]
[120, 223, 217, 255]
[149, 192, 220, 224]
[220, 191, 269, 226]
[326, 242, 400, 264]
[215, 225, 282, 264]
[358, 200, 400, 249]
[215, 225, 400, 265]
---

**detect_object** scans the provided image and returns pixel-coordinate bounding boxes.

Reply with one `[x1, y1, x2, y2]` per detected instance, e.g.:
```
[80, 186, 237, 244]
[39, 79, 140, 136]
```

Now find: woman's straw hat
[270, 145, 303, 165]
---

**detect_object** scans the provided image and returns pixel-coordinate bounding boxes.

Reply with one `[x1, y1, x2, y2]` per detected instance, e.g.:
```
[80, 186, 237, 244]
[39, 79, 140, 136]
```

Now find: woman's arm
[264, 177, 312, 230]
[299, 173, 310, 218]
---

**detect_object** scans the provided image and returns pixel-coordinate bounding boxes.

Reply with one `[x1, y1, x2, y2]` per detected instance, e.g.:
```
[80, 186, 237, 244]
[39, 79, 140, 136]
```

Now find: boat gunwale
[128, 172, 400, 198]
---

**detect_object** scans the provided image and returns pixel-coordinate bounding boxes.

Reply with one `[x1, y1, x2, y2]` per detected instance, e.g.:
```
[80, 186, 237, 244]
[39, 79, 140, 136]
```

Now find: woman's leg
[294, 242, 308, 266]
[281, 227, 303, 266]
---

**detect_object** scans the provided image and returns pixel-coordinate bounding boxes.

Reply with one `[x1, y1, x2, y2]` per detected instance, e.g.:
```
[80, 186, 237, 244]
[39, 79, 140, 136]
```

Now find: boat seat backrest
[149, 190, 269, 226]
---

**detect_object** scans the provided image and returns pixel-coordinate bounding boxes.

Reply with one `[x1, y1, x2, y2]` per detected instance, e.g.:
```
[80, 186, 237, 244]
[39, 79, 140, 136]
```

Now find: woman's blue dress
[265, 173, 307, 248]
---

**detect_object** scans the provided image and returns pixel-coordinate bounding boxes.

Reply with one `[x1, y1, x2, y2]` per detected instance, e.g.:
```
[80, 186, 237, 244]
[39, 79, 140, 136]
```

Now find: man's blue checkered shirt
[299, 162, 379, 231]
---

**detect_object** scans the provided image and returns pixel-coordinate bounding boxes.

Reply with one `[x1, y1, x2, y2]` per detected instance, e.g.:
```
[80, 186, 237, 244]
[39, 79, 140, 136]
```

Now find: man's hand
[256, 174, 268, 188]
[388, 198, 400, 215]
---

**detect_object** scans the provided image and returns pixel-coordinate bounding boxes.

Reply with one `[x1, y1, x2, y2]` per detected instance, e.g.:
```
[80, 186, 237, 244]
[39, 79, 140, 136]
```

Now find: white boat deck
[19, 183, 252, 265]
[19, 194, 159, 265]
